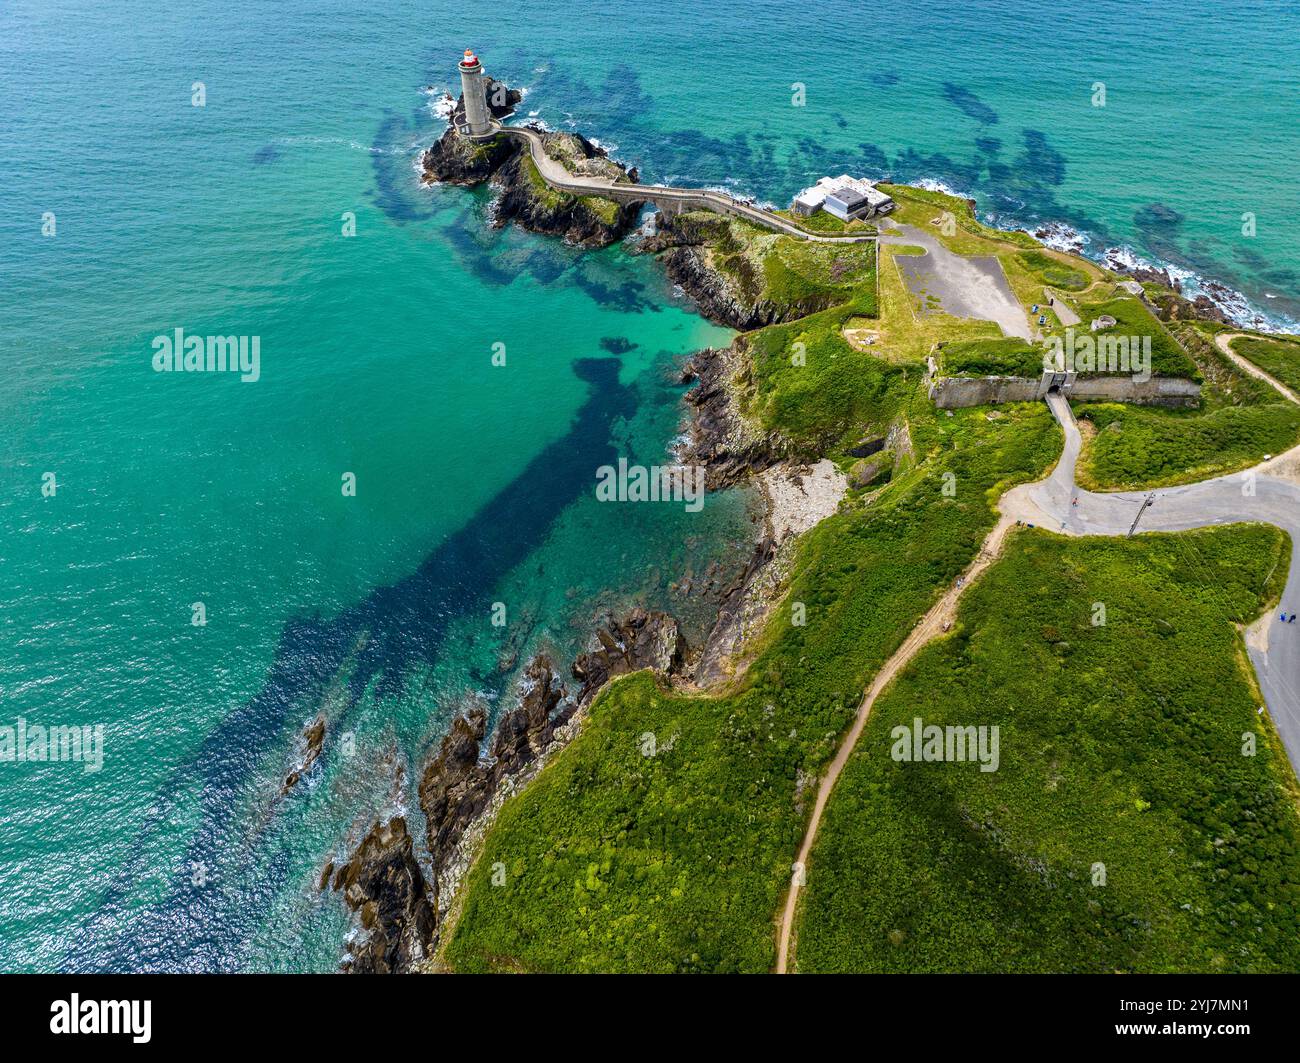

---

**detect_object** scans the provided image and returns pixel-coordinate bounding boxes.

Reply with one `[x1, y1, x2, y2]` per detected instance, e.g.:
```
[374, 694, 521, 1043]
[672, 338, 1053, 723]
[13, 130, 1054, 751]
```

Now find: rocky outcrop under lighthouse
[421, 81, 643, 248]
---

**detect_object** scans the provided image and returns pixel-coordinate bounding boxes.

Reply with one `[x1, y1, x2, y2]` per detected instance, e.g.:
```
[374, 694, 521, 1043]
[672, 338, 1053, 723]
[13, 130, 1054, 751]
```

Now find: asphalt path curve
[777, 339, 1300, 972]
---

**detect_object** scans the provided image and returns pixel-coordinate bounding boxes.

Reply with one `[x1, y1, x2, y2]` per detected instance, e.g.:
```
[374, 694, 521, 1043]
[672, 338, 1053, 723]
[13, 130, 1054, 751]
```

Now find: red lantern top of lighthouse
[461, 49, 480, 68]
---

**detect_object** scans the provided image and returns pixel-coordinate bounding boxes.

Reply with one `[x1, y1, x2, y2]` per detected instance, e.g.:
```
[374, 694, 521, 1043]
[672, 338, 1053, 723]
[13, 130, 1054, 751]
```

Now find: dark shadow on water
[68, 357, 636, 972]
[942, 82, 1000, 125]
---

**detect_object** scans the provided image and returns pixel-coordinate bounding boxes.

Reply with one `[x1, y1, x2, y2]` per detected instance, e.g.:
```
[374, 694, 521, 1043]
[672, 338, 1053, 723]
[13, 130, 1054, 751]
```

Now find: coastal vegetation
[741, 296, 902, 451]
[645, 210, 878, 331]
[939, 337, 1044, 378]
[1015, 249, 1090, 292]
[442, 394, 1061, 972]
[1067, 293, 1199, 379]
[1076, 321, 1300, 489]
[1230, 333, 1300, 394]
[773, 207, 875, 236]
[794, 526, 1300, 973]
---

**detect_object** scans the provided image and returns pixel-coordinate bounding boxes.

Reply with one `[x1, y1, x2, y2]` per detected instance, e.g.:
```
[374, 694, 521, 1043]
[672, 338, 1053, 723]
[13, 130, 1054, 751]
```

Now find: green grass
[795, 526, 1300, 972]
[1231, 335, 1300, 395]
[442, 396, 1062, 972]
[1016, 249, 1090, 292]
[1073, 296, 1199, 380]
[1074, 322, 1300, 490]
[579, 194, 622, 226]
[939, 337, 1045, 378]
[1076, 401, 1300, 490]
[741, 297, 905, 453]
[761, 239, 877, 311]
[772, 208, 875, 236]
[695, 215, 878, 324]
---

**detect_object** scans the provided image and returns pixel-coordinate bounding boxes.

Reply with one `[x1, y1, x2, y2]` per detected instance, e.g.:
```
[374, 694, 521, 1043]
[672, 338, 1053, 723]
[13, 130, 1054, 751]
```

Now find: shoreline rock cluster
[421, 80, 642, 248]
[678, 342, 793, 490]
[331, 610, 689, 972]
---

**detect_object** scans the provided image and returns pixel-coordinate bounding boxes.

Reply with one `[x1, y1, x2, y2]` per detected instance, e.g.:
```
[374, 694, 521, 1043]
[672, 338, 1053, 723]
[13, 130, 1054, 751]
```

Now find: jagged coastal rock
[281, 714, 325, 794]
[679, 343, 793, 489]
[417, 654, 571, 906]
[331, 610, 687, 971]
[571, 607, 687, 702]
[642, 211, 833, 330]
[332, 816, 435, 974]
[491, 137, 642, 247]
[421, 80, 642, 247]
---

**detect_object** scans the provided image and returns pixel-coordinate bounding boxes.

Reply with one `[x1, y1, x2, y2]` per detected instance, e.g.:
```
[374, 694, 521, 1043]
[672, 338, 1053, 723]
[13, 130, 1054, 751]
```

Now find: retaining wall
[929, 373, 1201, 409]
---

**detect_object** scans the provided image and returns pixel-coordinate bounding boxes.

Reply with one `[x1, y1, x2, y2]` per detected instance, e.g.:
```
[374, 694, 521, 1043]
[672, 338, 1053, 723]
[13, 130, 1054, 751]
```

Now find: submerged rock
[281, 714, 325, 794]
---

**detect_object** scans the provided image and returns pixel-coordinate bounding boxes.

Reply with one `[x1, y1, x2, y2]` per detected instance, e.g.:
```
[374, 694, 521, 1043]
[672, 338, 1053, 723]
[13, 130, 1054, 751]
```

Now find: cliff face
[422, 128, 517, 185]
[420, 80, 642, 247]
[642, 212, 848, 331]
[679, 342, 794, 489]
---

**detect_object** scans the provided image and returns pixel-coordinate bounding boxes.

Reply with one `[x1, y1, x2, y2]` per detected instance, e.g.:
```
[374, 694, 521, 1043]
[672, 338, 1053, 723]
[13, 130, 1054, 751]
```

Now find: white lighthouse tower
[457, 49, 494, 138]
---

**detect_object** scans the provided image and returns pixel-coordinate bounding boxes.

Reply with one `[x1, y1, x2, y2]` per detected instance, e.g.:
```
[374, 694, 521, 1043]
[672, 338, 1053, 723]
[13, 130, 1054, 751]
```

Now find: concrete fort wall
[929, 376, 1042, 408]
[930, 373, 1201, 410]
[1068, 375, 1201, 406]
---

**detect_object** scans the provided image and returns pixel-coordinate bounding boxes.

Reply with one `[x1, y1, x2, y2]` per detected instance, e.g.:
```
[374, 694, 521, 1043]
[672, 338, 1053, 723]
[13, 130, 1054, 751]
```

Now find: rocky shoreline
[677, 342, 793, 489]
[421, 79, 642, 248]
[330, 610, 690, 972]
[331, 85, 857, 972]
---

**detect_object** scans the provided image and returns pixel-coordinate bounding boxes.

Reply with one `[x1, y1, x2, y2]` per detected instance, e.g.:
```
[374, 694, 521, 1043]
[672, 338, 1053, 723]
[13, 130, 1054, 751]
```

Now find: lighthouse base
[454, 118, 502, 141]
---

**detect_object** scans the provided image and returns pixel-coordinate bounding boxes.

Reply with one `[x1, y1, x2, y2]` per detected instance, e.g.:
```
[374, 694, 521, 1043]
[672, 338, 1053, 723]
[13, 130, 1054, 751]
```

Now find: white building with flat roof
[792, 174, 894, 220]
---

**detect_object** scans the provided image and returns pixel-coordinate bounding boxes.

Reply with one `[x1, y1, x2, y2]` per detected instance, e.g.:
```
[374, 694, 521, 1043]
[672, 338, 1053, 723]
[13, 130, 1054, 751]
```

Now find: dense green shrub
[796, 527, 1299, 973]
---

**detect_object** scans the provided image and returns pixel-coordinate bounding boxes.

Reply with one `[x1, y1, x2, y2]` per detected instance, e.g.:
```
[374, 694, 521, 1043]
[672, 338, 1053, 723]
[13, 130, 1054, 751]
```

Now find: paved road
[499, 125, 877, 244]
[1044, 288, 1081, 327]
[778, 360, 1300, 972]
[1004, 390, 1300, 777]
[878, 221, 1032, 339]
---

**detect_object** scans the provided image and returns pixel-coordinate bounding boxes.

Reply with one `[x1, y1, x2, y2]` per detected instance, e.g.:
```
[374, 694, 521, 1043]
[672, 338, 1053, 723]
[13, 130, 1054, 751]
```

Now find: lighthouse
[457, 49, 493, 138]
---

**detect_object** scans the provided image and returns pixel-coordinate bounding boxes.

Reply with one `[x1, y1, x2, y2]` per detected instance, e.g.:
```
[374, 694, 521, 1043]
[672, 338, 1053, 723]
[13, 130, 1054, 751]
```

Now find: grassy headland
[437, 171, 1300, 974]
[442, 393, 1061, 971]
[1077, 321, 1300, 489]
[794, 526, 1300, 973]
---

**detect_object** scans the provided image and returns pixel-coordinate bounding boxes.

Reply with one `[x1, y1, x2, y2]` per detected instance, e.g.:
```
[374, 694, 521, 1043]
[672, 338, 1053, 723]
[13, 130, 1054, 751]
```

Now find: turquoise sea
[1, 0, 1297, 971]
